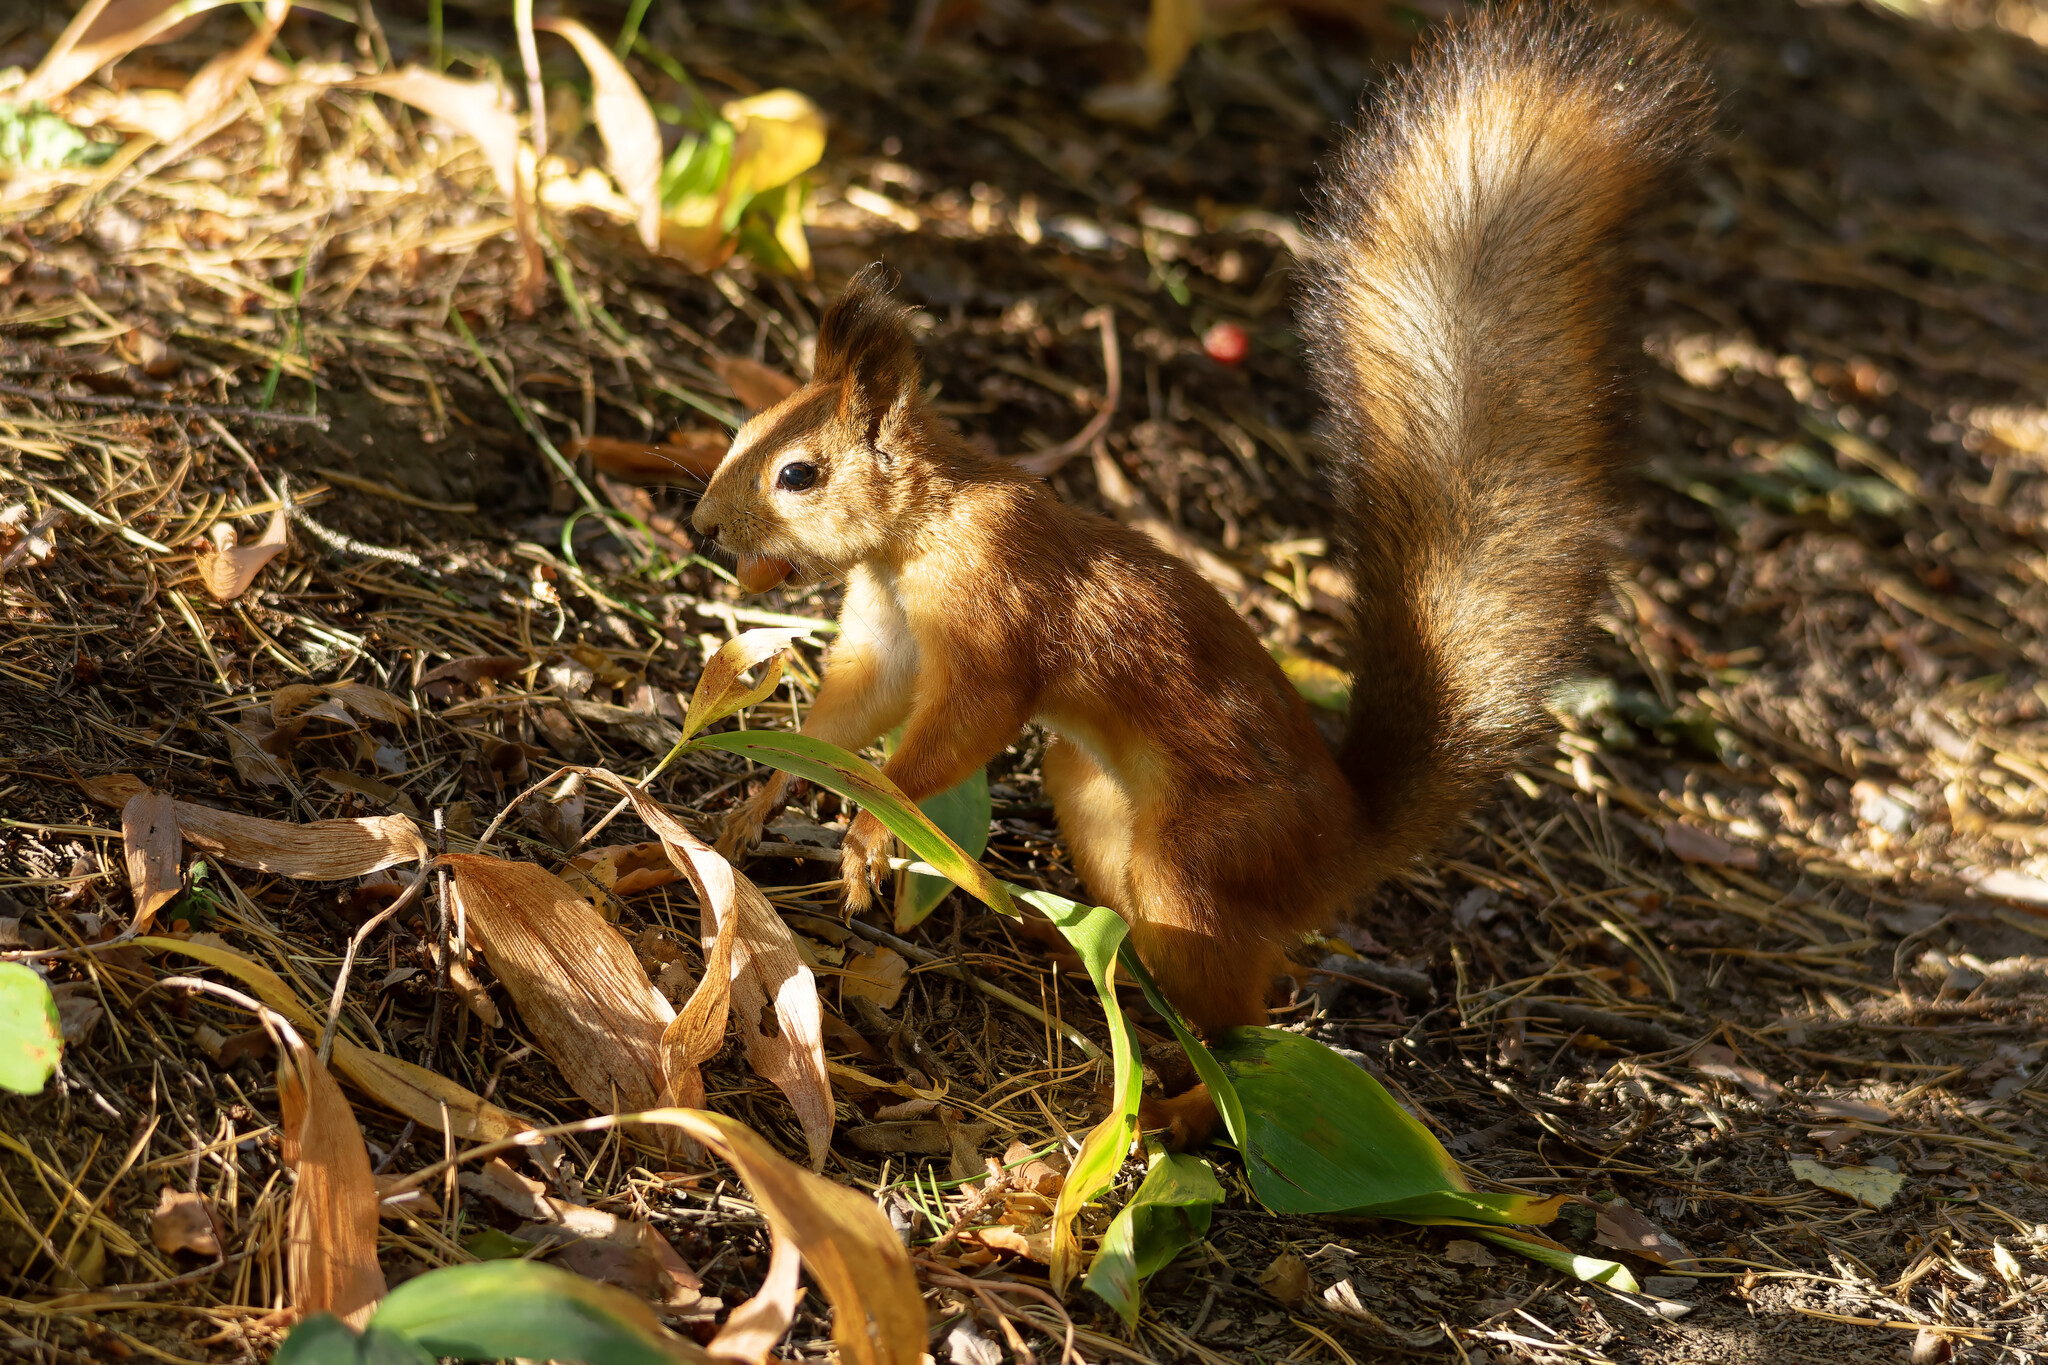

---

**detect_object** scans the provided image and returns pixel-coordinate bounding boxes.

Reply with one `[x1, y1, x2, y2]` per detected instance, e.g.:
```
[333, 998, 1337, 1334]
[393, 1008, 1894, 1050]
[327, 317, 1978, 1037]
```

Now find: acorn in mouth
[734, 555, 793, 592]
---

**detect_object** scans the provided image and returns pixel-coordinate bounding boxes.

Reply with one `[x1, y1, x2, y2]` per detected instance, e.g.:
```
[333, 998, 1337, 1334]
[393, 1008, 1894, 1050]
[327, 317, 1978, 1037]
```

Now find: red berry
[1202, 321, 1248, 365]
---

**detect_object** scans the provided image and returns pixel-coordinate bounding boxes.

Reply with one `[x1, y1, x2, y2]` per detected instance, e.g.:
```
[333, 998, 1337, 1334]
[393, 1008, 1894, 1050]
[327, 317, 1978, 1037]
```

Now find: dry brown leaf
[324, 682, 415, 727]
[278, 1027, 386, 1326]
[535, 18, 662, 252]
[193, 508, 287, 602]
[1662, 820, 1761, 869]
[149, 1188, 222, 1258]
[573, 771, 831, 1169]
[1807, 1096, 1895, 1124]
[839, 944, 909, 1011]
[79, 772, 148, 808]
[1594, 1200, 1698, 1271]
[18, 0, 234, 105]
[644, 1109, 923, 1365]
[964, 1222, 1053, 1264]
[176, 804, 426, 879]
[463, 1158, 701, 1306]
[122, 790, 181, 931]
[356, 68, 544, 315]
[1255, 1250, 1310, 1306]
[130, 0, 288, 141]
[224, 716, 291, 786]
[1689, 1043, 1787, 1101]
[713, 355, 801, 412]
[443, 854, 674, 1122]
[138, 936, 534, 1143]
[565, 432, 727, 483]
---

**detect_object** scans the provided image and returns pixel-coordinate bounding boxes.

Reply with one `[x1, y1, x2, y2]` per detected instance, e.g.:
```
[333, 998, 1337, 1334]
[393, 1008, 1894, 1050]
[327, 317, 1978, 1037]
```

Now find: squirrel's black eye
[775, 461, 818, 492]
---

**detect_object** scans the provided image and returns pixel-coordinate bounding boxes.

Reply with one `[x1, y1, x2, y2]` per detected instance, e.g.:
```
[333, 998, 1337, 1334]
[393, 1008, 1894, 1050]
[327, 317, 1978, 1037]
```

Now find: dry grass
[3, 0, 2048, 1361]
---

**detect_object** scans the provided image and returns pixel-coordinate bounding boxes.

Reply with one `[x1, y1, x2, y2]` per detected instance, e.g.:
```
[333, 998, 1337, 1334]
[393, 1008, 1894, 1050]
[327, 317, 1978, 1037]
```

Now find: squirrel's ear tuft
[814, 263, 921, 420]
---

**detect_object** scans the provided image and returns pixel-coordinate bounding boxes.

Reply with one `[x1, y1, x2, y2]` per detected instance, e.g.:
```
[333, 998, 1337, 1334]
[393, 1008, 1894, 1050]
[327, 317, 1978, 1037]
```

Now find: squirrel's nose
[692, 511, 721, 541]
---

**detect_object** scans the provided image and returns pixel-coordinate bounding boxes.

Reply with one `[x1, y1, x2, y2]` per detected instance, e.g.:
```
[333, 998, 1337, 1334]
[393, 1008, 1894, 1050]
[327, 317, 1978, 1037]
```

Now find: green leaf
[687, 730, 1013, 917]
[658, 122, 733, 207]
[0, 963, 62, 1095]
[1018, 889, 1143, 1292]
[461, 1228, 536, 1260]
[894, 767, 990, 931]
[1113, 943, 1247, 1150]
[1084, 1150, 1223, 1325]
[1472, 1227, 1640, 1293]
[0, 103, 118, 171]
[370, 1259, 704, 1364]
[273, 1315, 434, 1365]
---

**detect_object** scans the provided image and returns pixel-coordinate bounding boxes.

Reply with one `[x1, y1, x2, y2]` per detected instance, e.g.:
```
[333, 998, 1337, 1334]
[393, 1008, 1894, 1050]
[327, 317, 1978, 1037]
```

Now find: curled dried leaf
[193, 509, 286, 602]
[681, 628, 804, 742]
[535, 18, 663, 252]
[568, 769, 832, 1169]
[278, 1027, 386, 1326]
[712, 356, 800, 413]
[149, 1188, 222, 1258]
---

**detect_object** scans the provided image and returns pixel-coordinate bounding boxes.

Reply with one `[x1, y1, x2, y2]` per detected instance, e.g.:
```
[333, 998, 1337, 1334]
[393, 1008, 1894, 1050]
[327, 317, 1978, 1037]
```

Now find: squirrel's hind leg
[1042, 737, 1136, 912]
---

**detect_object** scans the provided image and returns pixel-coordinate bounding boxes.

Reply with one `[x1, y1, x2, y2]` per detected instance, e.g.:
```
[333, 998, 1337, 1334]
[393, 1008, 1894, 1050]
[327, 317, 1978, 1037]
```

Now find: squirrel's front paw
[839, 810, 892, 911]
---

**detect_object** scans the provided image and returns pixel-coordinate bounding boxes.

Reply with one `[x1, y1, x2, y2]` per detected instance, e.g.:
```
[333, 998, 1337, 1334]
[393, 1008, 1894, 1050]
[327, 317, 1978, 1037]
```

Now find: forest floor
[4, 0, 2048, 1361]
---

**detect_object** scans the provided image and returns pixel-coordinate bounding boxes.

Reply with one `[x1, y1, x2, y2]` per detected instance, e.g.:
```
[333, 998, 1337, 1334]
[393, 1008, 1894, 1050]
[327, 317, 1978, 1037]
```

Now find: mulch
[3, 0, 2047, 1361]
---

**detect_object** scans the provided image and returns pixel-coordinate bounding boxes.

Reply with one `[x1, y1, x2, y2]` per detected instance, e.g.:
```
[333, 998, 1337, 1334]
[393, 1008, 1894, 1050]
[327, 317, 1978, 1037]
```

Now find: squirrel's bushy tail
[1300, 1, 1711, 869]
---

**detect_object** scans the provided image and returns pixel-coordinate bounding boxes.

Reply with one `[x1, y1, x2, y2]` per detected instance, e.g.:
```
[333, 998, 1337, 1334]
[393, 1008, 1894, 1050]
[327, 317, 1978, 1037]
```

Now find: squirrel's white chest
[838, 563, 920, 679]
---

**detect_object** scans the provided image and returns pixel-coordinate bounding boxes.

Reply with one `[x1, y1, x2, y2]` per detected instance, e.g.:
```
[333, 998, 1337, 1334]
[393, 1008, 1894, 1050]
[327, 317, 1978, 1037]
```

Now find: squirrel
[691, 1, 1711, 1142]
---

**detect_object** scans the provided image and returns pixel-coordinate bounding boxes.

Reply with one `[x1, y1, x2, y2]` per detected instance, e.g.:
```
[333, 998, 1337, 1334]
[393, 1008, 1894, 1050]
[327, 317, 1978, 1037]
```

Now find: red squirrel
[692, 2, 1710, 1140]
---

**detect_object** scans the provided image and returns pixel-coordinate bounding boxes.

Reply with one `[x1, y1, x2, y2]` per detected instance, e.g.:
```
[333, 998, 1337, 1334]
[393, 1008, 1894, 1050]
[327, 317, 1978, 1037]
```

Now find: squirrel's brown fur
[692, 2, 1710, 1142]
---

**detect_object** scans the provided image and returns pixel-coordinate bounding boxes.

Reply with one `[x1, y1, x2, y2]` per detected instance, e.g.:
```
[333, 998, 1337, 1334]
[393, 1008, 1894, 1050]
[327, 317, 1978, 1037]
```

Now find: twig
[1015, 307, 1119, 476]
[279, 472, 426, 567]
[0, 380, 332, 427]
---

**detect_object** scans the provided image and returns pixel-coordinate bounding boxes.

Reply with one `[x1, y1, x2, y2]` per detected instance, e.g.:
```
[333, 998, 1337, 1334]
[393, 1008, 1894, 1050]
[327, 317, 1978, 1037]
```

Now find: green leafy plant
[0, 963, 62, 1095]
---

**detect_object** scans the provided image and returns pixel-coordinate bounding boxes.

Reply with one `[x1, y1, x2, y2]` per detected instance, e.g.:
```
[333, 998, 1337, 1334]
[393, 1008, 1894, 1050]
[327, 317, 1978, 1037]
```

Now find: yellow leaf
[719, 90, 826, 208]
[680, 628, 803, 742]
[137, 936, 535, 1144]
[1787, 1157, 1904, 1209]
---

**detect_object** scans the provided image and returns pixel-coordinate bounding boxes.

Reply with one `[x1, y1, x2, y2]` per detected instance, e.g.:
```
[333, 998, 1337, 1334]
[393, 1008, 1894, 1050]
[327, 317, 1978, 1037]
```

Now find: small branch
[1015, 307, 1119, 477]
[0, 380, 332, 427]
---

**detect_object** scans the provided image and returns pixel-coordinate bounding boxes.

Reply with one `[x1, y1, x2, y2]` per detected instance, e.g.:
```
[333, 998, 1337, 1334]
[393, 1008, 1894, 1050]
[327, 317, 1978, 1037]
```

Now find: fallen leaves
[443, 854, 673, 1121]
[278, 1025, 387, 1326]
[95, 777, 428, 884]
[534, 18, 663, 252]
[1788, 1157, 1905, 1209]
[193, 508, 287, 602]
[1593, 1199, 1699, 1271]
[566, 430, 727, 483]
[569, 769, 833, 1169]
[356, 68, 544, 315]
[149, 1188, 222, 1258]
[121, 790, 180, 930]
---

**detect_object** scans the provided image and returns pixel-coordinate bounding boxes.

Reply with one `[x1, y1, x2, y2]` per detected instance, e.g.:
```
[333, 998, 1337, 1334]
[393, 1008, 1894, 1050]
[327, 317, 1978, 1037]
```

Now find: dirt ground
[4, 0, 2048, 1361]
